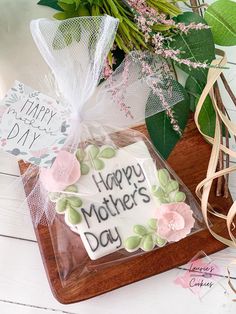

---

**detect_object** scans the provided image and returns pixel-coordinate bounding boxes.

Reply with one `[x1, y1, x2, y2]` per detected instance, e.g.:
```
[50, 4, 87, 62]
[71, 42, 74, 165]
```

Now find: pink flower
[40, 150, 81, 192]
[155, 203, 195, 242]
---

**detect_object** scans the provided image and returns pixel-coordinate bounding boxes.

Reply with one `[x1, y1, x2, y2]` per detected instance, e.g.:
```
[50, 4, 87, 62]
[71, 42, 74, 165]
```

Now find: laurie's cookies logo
[174, 252, 223, 299]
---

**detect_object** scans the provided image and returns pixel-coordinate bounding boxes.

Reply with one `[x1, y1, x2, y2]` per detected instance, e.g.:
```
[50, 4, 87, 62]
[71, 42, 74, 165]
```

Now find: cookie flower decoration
[40, 150, 81, 192]
[155, 202, 195, 242]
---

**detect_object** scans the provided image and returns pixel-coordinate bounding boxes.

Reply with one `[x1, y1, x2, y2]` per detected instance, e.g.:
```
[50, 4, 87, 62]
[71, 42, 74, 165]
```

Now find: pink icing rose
[155, 202, 195, 242]
[40, 150, 81, 192]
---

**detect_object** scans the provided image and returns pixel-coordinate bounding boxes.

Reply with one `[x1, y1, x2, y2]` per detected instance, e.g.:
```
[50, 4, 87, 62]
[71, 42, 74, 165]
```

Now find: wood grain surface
[19, 116, 232, 304]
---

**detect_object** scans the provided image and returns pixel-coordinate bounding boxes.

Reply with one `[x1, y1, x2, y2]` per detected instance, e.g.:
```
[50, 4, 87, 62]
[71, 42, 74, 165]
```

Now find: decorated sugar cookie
[42, 141, 195, 260]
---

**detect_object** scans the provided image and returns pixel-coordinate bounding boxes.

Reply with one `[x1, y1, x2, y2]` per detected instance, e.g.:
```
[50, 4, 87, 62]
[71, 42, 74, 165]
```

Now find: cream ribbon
[195, 49, 236, 247]
[194, 50, 236, 296]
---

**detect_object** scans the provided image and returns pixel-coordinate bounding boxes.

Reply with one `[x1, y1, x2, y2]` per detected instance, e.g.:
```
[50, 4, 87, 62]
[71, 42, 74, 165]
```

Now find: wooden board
[19, 116, 232, 304]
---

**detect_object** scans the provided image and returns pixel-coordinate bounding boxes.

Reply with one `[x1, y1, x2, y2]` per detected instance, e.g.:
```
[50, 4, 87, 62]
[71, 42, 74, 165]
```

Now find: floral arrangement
[38, 0, 236, 197]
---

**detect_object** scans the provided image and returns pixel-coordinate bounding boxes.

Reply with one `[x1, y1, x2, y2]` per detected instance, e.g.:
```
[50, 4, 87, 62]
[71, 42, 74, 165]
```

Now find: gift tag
[0, 81, 70, 167]
[49, 141, 195, 260]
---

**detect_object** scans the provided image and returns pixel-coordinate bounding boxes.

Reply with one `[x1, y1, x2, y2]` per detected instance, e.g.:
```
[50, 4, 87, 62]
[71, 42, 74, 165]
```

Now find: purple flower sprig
[128, 0, 210, 70]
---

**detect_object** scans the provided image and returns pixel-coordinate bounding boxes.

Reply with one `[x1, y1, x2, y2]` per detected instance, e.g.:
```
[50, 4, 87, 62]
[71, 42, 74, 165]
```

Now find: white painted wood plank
[0, 302, 76, 314]
[0, 173, 35, 240]
[0, 236, 80, 313]
[0, 0, 53, 99]
[0, 235, 236, 314]
[0, 151, 20, 176]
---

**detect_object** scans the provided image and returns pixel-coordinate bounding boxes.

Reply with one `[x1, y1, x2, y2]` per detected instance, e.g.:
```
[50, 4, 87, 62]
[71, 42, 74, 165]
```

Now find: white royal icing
[64, 141, 160, 260]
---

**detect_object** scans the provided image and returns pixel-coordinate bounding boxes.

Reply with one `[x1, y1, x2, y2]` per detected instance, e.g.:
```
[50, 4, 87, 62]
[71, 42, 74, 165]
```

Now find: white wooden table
[1, 1, 236, 313]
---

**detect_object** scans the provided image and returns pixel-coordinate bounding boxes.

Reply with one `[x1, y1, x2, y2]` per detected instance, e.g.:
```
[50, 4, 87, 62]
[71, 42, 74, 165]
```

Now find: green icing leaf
[147, 218, 157, 231]
[159, 197, 170, 203]
[174, 191, 186, 202]
[125, 219, 167, 253]
[81, 162, 90, 175]
[88, 145, 99, 159]
[56, 198, 67, 213]
[152, 186, 165, 199]
[145, 82, 190, 159]
[67, 196, 82, 208]
[67, 205, 82, 224]
[133, 225, 147, 236]
[64, 185, 78, 193]
[157, 169, 170, 187]
[170, 12, 215, 82]
[152, 168, 186, 204]
[99, 147, 116, 158]
[165, 180, 179, 194]
[93, 158, 105, 170]
[76, 148, 86, 162]
[155, 235, 167, 247]
[204, 0, 236, 46]
[141, 235, 154, 252]
[124, 236, 141, 252]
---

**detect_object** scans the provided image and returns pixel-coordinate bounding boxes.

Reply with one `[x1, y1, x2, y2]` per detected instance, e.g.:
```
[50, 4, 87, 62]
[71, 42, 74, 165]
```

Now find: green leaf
[99, 147, 116, 158]
[76, 148, 86, 162]
[165, 179, 179, 193]
[145, 82, 190, 159]
[152, 186, 165, 199]
[52, 34, 66, 49]
[93, 158, 105, 170]
[58, 1, 76, 12]
[157, 197, 169, 204]
[133, 225, 147, 236]
[81, 162, 90, 175]
[185, 75, 217, 137]
[147, 218, 157, 231]
[67, 196, 82, 208]
[64, 185, 78, 193]
[141, 235, 155, 252]
[77, 4, 91, 16]
[88, 145, 99, 159]
[155, 235, 167, 247]
[174, 191, 186, 202]
[53, 12, 68, 20]
[74, 0, 81, 10]
[56, 198, 67, 213]
[152, 24, 172, 32]
[204, 0, 236, 46]
[37, 0, 63, 11]
[67, 205, 82, 224]
[60, 0, 75, 4]
[124, 236, 141, 252]
[196, 94, 216, 138]
[170, 12, 215, 82]
[185, 75, 204, 112]
[153, 0, 182, 16]
[157, 169, 170, 188]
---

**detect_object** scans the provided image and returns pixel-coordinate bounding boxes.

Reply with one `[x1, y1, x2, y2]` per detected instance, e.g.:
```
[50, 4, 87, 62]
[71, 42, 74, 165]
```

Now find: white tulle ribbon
[30, 16, 184, 130]
[16, 15, 185, 226]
